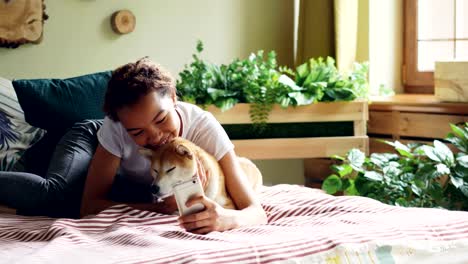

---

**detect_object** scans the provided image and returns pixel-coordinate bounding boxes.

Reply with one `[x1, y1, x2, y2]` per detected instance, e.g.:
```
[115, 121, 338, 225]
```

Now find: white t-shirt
[97, 102, 234, 184]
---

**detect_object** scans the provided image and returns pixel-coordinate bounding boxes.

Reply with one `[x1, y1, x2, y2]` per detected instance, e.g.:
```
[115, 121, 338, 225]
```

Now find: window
[403, 0, 468, 94]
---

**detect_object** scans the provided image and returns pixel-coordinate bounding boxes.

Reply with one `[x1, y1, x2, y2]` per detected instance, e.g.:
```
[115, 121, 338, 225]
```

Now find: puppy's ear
[139, 148, 153, 160]
[175, 144, 193, 160]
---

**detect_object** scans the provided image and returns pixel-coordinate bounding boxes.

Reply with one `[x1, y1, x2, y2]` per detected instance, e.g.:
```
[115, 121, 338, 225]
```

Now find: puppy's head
[140, 138, 197, 198]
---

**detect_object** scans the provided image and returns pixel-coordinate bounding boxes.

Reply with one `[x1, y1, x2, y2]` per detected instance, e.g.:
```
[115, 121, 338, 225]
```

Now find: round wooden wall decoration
[111, 10, 136, 34]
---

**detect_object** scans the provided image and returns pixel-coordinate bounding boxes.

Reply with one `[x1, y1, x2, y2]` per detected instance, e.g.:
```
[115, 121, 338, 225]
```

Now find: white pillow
[0, 77, 46, 171]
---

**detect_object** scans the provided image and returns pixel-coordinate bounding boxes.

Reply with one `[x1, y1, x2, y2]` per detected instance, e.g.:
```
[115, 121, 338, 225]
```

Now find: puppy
[140, 137, 262, 210]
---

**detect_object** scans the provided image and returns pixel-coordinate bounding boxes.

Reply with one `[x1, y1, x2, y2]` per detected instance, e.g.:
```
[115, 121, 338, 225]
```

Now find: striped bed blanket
[1, 184, 468, 264]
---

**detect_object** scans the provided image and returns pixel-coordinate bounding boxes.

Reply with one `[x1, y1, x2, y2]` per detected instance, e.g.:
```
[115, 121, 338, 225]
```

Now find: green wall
[0, 0, 294, 79]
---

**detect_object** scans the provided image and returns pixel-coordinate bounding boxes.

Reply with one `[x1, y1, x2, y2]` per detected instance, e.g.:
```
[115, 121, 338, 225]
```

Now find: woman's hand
[178, 196, 237, 234]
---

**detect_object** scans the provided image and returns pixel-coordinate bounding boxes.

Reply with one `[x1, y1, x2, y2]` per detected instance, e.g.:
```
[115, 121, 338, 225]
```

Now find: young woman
[80, 58, 267, 234]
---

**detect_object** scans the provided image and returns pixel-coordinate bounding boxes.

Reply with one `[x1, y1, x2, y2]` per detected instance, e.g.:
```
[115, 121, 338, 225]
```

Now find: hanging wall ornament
[111, 10, 136, 35]
[0, 0, 49, 48]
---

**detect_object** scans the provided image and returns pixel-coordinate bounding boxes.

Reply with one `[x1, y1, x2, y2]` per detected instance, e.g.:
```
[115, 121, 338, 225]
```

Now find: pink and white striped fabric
[1, 184, 468, 263]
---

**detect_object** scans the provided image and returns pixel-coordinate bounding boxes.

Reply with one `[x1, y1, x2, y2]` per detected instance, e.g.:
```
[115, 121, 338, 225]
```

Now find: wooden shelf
[368, 94, 467, 153]
[369, 94, 468, 115]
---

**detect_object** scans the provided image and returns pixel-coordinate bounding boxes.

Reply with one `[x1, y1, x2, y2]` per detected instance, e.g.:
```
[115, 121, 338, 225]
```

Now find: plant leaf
[411, 182, 423, 196]
[428, 183, 444, 201]
[322, 174, 342, 194]
[453, 164, 468, 179]
[383, 161, 401, 179]
[433, 140, 454, 166]
[295, 63, 309, 85]
[344, 182, 359, 196]
[287, 92, 315, 105]
[278, 74, 302, 91]
[370, 153, 399, 167]
[450, 123, 466, 138]
[196, 40, 204, 52]
[363, 171, 383, 181]
[330, 155, 345, 161]
[450, 174, 464, 188]
[457, 155, 468, 168]
[395, 197, 408, 207]
[347, 148, 365, 171]
[332, 164, 353, 177]
[214, 98, 238, 112]
[421, 145, 441, 162]
[459, 184, 468, 198]
[394, 141, 413, 158]
[446, 136, 468, 153]
[435, 163, 450, 175]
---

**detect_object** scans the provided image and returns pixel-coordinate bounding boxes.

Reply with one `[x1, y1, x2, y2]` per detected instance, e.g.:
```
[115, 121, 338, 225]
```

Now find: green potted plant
[175, 40, 370, 160]
[177, 40, 369, 125]
[322, 123, 468, 211]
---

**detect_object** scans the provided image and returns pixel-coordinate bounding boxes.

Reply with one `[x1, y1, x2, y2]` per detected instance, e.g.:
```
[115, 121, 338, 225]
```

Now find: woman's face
[116, 92, 180, 148]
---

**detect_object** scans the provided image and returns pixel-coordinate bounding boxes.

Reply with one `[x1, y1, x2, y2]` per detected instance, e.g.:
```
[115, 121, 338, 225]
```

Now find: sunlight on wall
[356, 0, 369, 63]
[369, 0, 403, 94]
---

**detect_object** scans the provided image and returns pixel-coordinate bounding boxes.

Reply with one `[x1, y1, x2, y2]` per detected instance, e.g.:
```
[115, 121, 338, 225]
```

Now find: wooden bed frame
[207, 100, 369, 160]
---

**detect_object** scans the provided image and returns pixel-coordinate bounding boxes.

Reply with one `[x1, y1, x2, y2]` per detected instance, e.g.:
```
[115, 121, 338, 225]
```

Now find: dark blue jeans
[0, 120, 152, 218]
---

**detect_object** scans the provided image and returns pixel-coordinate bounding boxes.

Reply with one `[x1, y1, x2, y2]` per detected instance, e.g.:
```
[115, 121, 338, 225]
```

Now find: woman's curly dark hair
[103, 57, 177, 121]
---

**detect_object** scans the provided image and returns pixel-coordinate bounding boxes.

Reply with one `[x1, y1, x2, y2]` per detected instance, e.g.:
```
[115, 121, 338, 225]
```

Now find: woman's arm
[220, 150, 267, 226]
[179, 150, 267, 233]
[80, 144, 176, 217]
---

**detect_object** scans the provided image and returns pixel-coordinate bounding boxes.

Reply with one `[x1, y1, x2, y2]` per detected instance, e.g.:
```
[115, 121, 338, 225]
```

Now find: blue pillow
[12, 71, 111, 132]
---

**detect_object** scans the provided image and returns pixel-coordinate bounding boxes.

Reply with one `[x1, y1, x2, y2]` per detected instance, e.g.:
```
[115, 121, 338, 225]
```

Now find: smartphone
[172, 177, 205, 216]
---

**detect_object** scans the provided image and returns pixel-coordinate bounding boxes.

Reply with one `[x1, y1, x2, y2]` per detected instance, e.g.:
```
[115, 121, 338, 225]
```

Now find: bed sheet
[1, 184, 468, 264]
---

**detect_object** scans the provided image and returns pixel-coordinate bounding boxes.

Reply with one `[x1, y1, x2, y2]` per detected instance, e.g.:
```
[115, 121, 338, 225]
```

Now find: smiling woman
[0, 0, 48, 48]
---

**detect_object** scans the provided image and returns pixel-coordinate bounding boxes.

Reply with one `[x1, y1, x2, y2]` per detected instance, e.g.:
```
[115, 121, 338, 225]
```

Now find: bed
[2, 73, 468, 263]
[1, 184, 468, 263]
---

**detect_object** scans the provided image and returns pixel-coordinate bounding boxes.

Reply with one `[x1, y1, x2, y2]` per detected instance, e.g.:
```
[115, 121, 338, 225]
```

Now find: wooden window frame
[403, 0, 434, 94]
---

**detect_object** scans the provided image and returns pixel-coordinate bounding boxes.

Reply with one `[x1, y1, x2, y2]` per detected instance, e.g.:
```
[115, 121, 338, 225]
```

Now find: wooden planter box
[207, 100, 369, 160]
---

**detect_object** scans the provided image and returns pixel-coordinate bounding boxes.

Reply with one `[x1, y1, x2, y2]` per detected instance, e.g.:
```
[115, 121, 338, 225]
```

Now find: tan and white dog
[140, 137, 262, 209]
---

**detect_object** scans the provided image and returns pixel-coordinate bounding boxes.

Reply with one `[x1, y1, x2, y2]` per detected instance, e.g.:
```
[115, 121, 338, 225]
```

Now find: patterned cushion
[0, 77, 46, 171]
